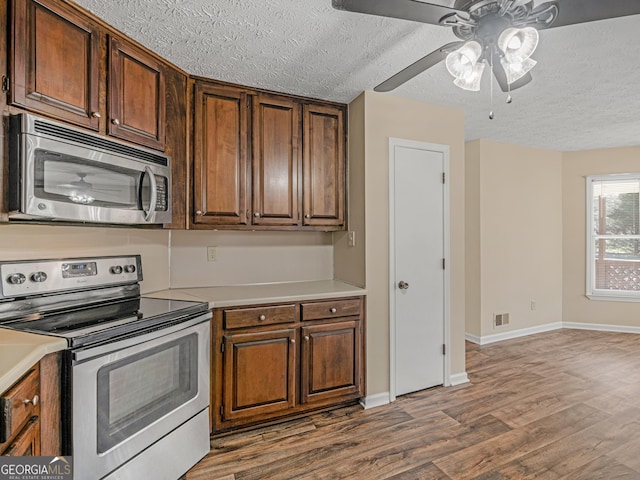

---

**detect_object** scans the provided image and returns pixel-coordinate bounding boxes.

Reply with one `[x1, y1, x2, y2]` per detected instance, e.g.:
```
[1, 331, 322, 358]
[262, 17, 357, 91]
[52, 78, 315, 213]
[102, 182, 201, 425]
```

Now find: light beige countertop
[145, 280, 367, 309]
[0, 329, 67, 393]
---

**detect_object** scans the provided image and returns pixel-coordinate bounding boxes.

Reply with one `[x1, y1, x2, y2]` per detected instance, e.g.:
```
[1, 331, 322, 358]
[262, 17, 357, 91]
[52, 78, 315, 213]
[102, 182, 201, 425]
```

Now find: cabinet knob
[330, 307, 337, 313]
[195, 210, 203, 216]
[304, 335, 310, 341]
[111, 118, 120, 125]
[259, 314, 266, 321]
[91, 111, 101, 118]
[254, 212, 260, 218]
[23, 395, 39, 406]
[305, 214, 311, 219]
[290, 338, 296, 344]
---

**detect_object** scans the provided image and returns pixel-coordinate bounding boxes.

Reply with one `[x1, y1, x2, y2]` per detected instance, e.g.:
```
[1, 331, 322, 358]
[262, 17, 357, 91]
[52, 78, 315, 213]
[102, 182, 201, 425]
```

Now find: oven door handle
[141, 166, 158, 222]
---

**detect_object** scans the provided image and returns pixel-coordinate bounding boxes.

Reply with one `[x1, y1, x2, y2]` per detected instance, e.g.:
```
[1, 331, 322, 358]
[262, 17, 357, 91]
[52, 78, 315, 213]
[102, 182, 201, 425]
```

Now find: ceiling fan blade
[509, 72, 533, 91]
[374, 41, 464, 92]
[332, 0, 465, 25]
[544, 0, 640, 28]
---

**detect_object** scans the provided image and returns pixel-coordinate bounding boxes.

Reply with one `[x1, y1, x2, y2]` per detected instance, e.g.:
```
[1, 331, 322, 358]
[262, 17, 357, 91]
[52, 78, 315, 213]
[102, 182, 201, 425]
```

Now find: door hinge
[442, 172, 445, 184]
[220, 405, 224, 419]
[442, 344, 446, 355]
[1, 76, 9, 93]
[442, 258, 446, 269]
[220, 343, 225, 353]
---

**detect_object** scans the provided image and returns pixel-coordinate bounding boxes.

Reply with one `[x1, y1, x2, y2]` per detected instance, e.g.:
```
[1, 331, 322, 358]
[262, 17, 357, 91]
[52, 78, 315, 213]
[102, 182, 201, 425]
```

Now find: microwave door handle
[142, 166, 158, 222]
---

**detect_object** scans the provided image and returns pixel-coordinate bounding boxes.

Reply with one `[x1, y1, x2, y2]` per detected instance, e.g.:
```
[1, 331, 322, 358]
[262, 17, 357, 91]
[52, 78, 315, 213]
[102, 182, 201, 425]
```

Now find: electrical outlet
[530, 300, 536, 310]
[207, 246, 217, 262]
[347, 231, 356, 247]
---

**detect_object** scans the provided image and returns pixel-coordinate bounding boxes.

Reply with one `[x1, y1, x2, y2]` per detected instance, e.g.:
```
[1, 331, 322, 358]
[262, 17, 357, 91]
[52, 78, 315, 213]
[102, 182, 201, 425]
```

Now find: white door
[390, 138, 448, 398]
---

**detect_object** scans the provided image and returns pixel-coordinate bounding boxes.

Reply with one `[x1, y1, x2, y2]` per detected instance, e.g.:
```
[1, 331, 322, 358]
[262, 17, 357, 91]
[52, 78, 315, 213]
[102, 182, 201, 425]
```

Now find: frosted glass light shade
[445, 41, 482, 79]
[500, 55, 537, 83]
[498, 27, 539, 62]
[453, 61, 485, 91]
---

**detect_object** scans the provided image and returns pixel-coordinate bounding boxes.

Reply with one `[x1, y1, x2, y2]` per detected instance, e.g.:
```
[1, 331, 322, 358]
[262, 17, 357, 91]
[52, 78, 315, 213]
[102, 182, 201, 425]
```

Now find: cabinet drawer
[301, 298, 361, 321]
[224, 305, 296, 329]
[1, 367, 40, 443]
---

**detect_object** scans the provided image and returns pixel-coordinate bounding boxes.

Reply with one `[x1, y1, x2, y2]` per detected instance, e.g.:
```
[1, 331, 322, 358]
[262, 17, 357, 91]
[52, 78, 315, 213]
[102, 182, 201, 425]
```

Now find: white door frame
[388, 137, 451, 402]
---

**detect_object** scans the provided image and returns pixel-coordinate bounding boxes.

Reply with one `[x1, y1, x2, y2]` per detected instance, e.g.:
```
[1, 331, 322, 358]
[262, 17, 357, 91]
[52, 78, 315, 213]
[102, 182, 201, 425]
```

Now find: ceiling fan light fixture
[445, 41, 482, 80]
[453, 61, 485, 91]
[498, 27, 539, 62]
[500, 56, 537, 84]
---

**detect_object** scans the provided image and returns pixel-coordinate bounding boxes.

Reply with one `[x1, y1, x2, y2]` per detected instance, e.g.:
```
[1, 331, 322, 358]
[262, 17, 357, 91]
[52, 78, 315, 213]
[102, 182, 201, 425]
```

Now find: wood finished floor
[186, 329, 640, 479]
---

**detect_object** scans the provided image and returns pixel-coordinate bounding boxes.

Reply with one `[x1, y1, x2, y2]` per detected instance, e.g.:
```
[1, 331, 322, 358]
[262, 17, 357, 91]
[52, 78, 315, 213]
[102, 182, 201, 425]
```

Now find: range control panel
[0, 255, 142, 299]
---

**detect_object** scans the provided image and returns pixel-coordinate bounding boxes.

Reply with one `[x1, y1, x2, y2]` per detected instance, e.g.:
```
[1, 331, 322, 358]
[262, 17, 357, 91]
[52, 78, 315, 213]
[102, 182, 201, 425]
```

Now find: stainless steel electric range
[0, 255, 211, 480]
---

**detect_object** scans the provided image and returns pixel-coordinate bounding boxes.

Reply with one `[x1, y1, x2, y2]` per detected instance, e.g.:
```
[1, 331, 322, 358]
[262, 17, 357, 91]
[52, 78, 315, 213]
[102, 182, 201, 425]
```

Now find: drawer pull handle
[330, 308, 337, 313]
[24, 395, 39, 406]
[259, 315, 266, 321]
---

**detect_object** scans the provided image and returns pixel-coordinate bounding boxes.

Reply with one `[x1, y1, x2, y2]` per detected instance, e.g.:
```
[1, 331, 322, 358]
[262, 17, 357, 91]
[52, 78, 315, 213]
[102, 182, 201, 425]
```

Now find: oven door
[70, 313, 210, 480]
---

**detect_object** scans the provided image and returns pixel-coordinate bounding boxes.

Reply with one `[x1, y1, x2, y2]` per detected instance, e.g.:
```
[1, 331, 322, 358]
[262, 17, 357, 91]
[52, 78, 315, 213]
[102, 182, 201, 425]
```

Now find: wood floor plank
[187, 330, 640, 480]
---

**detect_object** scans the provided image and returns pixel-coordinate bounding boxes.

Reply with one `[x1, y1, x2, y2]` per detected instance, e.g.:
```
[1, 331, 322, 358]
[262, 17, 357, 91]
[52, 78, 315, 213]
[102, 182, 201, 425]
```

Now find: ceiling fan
[332, 0, 640, 94]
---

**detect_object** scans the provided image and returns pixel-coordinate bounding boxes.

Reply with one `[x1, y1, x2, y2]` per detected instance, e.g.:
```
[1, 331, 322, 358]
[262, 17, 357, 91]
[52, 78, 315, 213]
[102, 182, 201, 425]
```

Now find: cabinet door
[11, 0, 101, 129]
[222, 329, 296, 422]
[302, 103, 345, 228]
[193, 83, 249, 225]
[300, 320, 362, 404]
[252, 94, 300, 226]
[108, 36, 166, 150]
[3, 418, 40, 456]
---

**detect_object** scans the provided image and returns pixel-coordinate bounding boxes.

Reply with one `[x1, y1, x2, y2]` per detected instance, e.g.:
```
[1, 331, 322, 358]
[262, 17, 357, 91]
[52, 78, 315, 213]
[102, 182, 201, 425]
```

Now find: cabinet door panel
[11, 0, 100, 129]
[109, 37, 165, 149]
[252, 95, 300, 226]
[222, 329, 296, 421]
[193, 83, 249, 225]
[302, 104, 345, 227]
[3, 417, 40, 456]
[301, 320, 362, 404]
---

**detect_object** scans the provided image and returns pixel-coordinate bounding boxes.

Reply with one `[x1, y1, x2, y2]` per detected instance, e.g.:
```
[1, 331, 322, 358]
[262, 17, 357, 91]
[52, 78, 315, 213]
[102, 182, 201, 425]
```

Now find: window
[587, 174, 640, 301]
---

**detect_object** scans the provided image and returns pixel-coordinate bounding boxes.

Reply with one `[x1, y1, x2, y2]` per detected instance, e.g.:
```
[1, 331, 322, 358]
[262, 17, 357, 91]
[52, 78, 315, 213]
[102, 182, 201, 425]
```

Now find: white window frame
[586, 173, 640, 302]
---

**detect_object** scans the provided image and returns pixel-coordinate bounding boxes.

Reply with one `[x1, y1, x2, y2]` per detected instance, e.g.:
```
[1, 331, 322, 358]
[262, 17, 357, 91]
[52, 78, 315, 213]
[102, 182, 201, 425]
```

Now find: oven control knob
[110, 266, 123, 275]
[124, 265, 136, 274]
[7, 273, 26, 285]
[30, 272, 48, 283]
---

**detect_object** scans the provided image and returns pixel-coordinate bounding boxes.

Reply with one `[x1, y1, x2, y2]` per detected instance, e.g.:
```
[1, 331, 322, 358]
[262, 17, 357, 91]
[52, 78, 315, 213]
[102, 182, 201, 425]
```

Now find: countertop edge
[0, 330, 67, 393]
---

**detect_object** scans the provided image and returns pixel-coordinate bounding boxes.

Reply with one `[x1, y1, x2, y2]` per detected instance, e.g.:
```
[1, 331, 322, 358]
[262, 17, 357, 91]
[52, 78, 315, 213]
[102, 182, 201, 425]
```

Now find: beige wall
[465, 140, 563, 339]
[0, 224, 170, 293]
[170, 230, 333, 287]
[562, 146, 640, 326]
[333, 93, 366, 288]
[465, 141, 482, 338]
[335, 91, 466, 396]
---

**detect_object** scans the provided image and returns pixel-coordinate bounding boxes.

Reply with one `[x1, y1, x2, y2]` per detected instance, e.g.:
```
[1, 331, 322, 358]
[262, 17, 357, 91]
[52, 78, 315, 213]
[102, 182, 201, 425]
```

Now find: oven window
[96, 333, 198, 453]
[35, 150, 139, 208]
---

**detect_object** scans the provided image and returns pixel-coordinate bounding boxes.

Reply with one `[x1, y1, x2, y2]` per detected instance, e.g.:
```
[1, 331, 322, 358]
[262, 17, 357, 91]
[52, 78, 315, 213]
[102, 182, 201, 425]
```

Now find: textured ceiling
[74, 0, 640, 151]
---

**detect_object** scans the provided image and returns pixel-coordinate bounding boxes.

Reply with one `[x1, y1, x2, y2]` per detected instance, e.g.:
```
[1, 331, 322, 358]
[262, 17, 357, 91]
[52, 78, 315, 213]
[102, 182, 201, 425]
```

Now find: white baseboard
[360, 392, 390, 409]
[466, 321, 640, 346]
[449, 372, 469, 386]
[466, 322, 563, 345]
[563, 322, 640, 334]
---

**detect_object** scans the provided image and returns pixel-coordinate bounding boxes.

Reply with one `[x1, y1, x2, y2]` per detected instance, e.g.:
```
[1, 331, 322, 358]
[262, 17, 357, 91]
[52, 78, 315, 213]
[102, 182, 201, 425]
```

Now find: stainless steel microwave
[8, 113, 171, 225]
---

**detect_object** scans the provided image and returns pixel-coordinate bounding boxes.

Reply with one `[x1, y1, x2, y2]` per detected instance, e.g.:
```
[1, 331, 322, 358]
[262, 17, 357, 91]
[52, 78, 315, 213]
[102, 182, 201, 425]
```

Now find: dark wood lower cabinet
[3, 417, 40, 456]
[212, 296, 365, 433]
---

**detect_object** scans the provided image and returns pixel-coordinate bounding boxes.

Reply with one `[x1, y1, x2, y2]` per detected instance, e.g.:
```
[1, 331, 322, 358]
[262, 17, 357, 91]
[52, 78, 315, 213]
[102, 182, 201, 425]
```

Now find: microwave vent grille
[33, 120, 168, 167]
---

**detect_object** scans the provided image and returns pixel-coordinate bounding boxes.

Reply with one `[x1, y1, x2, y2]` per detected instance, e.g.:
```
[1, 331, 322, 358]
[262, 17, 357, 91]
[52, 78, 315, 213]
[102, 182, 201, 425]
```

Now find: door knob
[398, 281, 409, 290]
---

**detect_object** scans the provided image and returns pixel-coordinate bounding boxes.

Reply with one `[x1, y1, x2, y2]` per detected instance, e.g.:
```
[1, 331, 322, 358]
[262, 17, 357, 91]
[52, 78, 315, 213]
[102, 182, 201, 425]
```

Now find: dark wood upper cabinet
[108, 36, 166, 150]
[252, 94, 301, 226]
[302, 103, 345, 227]
[193, 82, 249, 226]
[11, 0, 101, 130]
